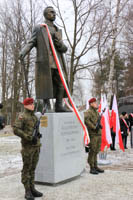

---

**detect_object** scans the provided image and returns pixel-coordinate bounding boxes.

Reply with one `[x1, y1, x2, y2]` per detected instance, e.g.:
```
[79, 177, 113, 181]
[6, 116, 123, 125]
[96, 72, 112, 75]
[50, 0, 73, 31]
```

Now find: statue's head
[43, 6, 56, 21]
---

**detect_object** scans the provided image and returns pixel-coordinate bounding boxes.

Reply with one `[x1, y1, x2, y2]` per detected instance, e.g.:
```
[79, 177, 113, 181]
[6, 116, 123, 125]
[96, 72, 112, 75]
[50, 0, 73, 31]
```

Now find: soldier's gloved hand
[95, 127, 99, 133]
[38, 132, 42, 138]
[95, 124, 102, 132]
[32, 136, 37, 145]
[99, 124, 103, 129]
[19, 52, 25, 61]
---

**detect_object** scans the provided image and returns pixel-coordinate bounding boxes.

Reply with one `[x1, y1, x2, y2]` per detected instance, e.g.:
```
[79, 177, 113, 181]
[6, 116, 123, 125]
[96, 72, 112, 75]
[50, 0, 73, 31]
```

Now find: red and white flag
[99, 94, 112, 151]
[111, 95, 124, 151]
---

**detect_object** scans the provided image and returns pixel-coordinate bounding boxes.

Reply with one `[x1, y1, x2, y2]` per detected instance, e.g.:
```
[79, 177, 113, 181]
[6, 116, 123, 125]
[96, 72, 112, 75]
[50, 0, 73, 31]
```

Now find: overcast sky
[0, 0, 93, 104]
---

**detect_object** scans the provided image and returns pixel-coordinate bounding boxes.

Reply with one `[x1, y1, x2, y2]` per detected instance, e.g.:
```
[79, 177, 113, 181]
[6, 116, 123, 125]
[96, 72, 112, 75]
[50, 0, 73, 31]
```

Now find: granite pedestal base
[35, 112, 86, 184]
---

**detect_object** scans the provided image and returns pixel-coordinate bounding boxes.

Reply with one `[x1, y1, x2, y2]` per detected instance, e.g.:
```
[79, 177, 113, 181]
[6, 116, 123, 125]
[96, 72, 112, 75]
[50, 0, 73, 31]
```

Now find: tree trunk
[107, 0, 121, 104]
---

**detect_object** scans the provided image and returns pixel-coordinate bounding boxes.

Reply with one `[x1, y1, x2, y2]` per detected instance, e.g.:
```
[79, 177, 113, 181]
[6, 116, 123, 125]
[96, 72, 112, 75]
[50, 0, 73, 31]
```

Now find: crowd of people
[84, 97, 133, 176]
[110, 111, 133, 151]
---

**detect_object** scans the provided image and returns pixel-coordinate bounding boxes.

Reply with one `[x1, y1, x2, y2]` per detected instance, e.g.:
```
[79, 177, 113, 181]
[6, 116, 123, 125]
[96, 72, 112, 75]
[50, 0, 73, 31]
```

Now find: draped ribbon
[41, 24, 90, 145]
[63, 98, 73, 112]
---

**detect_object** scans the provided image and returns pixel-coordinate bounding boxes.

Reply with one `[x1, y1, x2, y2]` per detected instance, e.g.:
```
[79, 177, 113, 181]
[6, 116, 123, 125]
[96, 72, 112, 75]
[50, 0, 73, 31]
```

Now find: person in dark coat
[0, 103, 5, 130]
[120, 112, 129, 149]
[129, 112, 133, 147]
[110, 128, 116, 150]
[19, 6, 69, 112]
[128, 112, 133, 131]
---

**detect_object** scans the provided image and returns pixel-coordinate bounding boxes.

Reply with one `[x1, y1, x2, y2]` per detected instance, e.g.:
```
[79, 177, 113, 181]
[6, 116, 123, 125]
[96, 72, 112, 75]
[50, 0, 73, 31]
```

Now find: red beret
[23, 98, 34, 105]
[89, 98, 96, 104]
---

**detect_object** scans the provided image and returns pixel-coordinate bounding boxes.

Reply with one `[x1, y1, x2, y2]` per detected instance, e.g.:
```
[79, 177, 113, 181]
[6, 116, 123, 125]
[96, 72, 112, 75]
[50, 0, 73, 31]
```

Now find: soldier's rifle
[95, 108, 106, 132]
[32, 107, 47, 145]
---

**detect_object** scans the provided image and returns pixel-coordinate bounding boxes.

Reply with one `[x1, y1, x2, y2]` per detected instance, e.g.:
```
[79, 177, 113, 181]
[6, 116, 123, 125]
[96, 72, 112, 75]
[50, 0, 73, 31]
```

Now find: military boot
[30, 186, 43, 197]
[90, 168, 99, 175]
[95, 166, 104, 173]
[25, 189, 34, 200]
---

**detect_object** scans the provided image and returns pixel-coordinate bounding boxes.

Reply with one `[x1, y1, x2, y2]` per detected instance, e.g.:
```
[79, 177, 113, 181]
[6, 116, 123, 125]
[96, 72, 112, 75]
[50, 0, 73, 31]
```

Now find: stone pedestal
[35, 112, 86, 184]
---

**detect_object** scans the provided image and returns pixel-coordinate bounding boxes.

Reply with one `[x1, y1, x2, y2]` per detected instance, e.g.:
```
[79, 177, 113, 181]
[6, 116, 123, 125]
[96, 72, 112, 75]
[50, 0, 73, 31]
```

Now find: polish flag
[111, 95, 124, 151]
[99, 94, 112, 151]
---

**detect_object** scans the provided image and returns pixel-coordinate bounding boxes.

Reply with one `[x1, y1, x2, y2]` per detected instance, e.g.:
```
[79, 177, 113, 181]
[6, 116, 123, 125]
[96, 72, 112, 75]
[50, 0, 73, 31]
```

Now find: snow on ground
[0, 131, 22, 178]
[0, 126, 133, 200]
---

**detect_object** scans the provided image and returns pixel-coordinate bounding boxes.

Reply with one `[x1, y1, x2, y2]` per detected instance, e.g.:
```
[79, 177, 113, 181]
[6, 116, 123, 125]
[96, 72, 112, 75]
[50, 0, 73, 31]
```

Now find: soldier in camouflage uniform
[13, 98, 43, 200]
[84, 98, 104, 175]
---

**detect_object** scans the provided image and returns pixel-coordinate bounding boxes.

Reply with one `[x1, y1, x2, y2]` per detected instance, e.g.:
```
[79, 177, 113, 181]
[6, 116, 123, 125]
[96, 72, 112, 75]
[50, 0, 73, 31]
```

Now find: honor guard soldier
[84, 98, 104, 175]
[13, 98, 43, 200]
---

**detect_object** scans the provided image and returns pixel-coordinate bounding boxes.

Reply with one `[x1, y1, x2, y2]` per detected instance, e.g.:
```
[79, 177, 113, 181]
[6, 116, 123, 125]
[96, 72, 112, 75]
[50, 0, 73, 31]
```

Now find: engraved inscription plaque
[40, 116, 48, 127]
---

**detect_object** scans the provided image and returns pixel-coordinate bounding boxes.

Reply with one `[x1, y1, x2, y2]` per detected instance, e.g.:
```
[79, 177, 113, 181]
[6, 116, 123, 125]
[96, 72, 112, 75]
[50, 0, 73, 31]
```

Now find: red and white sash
[130, 113, 133, 118]
[122, 118, 129, 132]
[41, 24, 90, 145]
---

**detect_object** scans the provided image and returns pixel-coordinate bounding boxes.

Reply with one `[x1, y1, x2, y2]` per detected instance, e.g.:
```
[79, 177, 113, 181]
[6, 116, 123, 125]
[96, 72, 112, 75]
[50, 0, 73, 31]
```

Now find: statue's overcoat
[21, 24, 68, 99]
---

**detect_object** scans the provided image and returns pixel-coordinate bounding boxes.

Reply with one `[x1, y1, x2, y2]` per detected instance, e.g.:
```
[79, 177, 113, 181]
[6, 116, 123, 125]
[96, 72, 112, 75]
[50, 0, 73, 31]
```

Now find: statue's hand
[52, 32, 67, 53]
[53, 32, 62, 42]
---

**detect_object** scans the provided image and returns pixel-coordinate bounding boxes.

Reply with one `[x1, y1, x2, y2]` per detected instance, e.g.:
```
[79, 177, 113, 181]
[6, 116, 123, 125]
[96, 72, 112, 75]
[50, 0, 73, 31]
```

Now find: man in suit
[128, 112, 133, 131]
[20, 6, 69, 112]
[120, 112, 129, 149]
[129, 112, 133, 147]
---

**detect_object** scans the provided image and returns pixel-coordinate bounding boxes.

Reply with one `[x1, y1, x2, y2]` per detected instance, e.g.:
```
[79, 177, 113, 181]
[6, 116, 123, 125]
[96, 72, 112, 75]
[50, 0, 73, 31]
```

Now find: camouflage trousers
[21, 146, 40, 190]
[88, 135, 101, 169]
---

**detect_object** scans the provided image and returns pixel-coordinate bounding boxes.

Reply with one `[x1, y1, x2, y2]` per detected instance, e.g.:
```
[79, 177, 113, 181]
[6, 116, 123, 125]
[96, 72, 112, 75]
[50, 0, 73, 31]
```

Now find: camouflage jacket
[13, 109, 41, 148]
[84, 106, 101, 136]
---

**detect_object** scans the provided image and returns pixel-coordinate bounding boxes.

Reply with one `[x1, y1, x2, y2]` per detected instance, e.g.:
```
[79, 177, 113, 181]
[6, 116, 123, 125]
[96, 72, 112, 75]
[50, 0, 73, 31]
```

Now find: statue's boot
[55, 89, 71, 112]
[25, 189, 34, 200]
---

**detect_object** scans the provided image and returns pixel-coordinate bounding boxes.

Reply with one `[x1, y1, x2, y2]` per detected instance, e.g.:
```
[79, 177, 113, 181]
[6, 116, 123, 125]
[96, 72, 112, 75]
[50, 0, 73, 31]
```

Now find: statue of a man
[20, 6, 69, 112]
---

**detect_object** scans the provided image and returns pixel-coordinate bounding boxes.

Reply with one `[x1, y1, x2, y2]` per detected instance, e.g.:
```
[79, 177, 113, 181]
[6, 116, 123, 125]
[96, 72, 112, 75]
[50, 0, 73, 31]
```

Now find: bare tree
[0, 0, 42, 124]
[123, 2, 133, 95]
[47, 0, 109, 95]
[106, 0, 129, 103]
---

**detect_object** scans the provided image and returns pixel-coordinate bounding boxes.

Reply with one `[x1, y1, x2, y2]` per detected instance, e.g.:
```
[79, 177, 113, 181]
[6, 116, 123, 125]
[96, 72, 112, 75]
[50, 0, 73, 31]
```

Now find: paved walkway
[0, 168, 133, 200]
[0, 128, 133, 200]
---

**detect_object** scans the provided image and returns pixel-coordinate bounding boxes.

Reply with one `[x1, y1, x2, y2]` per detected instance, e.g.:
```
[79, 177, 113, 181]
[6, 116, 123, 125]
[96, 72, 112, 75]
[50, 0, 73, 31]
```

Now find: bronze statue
[20, 6, 69, 112]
